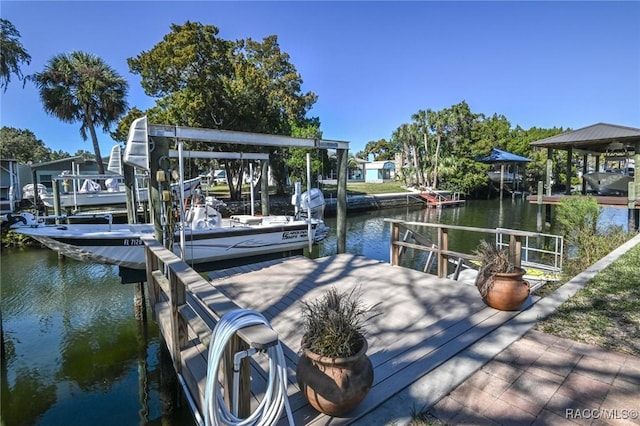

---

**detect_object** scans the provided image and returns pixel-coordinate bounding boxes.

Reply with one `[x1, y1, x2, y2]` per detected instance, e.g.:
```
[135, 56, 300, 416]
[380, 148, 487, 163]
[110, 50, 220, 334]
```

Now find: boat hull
[583, 172, 633, 195]
[16, 220, 321, 270]
[488, 171, 522, 184]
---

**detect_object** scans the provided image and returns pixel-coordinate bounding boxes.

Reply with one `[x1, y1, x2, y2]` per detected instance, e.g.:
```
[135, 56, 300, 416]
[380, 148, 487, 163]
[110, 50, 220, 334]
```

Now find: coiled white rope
[204, 309, 294, 426]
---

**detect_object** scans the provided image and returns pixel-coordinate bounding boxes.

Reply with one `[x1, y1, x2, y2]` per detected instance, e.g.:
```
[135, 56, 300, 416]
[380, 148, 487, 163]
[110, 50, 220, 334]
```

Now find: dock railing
[385, 219, 563, 278]
[143, 236, 276, 424]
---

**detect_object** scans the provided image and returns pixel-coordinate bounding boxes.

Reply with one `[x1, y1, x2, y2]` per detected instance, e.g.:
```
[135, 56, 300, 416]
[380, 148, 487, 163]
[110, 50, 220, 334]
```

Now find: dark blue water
[0, 199, 628, 425]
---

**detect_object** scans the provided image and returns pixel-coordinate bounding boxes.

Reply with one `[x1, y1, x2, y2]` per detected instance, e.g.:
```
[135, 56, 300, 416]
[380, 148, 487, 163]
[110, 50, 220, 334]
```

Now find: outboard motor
[105, 177, 119, 192]
[188, 196, 222, 230]
[4, 212, 39, 229]
[2, 213, 26, 230]
[300, 188, 326, 220]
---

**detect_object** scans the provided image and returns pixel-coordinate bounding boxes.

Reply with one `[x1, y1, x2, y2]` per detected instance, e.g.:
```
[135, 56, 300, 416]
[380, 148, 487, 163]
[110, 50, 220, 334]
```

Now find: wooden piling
[134, 282, 147, 322]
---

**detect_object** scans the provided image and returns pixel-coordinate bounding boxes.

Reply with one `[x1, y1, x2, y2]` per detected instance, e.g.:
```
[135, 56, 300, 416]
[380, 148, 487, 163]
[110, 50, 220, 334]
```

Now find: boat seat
[230, 215, 263, 226]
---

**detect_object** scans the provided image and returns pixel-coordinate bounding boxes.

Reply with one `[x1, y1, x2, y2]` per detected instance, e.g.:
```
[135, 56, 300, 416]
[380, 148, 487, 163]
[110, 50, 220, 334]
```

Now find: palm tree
[30, 51, 128, 174]
[427, 109, 452, 190]
[0, 19, 31, 91]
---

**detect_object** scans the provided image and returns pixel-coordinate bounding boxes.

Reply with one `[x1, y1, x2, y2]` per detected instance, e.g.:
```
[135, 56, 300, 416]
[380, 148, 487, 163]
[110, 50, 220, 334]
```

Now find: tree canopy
[0, 18, 31, 91]
[29, 51, 128, 174]
[0, 126, 69, 163]
[373, 100, 565, 195]
[125, 21, 319, 199]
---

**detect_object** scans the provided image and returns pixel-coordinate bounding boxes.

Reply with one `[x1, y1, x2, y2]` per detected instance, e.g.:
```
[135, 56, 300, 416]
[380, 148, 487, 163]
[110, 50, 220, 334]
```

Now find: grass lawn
[534, 242, 640, 356]
[202, 181, 410, 199]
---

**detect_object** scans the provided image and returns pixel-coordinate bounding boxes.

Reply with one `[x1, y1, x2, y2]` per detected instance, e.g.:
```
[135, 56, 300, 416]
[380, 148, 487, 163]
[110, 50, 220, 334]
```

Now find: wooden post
[52, 179, 61, 224]
[437, 227, 448, 278]
[261, 159, 270, 216]
[546, 156, 553, 195]
[389, 222, 399, 266]
[144, 244, 160, 319]
[537, 181, 544, 232]
[123, 163, 137, 224]
[628, 182, 637, 232]
[509, 234, 522, 269]
[134, 282, 147, 322]
[336, 148, 348, 254]
[148, 136, 171, 243]
[167, 267, 187, 374]
[581, 153, 588, 194]
[565, 147, 573, 195]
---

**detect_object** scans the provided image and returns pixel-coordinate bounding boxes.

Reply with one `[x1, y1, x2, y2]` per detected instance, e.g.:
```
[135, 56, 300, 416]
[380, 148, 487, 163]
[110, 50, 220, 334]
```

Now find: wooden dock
[143, 234, 544, 425]
[417, 190, 465, 208]
[525, 193, 639, 208]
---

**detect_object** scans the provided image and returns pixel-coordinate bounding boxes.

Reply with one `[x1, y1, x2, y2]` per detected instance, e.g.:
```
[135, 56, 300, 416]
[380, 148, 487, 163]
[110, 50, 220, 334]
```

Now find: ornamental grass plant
[473, 240, 516, 298]
[300, 286, 379, 358]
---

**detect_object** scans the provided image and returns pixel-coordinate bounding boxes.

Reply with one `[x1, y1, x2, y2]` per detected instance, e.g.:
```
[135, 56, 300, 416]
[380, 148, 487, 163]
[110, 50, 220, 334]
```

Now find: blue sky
[1, 1, 639, 157]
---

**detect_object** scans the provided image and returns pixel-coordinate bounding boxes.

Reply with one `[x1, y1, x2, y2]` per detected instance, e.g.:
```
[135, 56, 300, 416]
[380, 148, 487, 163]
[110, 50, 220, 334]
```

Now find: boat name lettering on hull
[123, 239, 144, 246]
[282, 230, 307, 240]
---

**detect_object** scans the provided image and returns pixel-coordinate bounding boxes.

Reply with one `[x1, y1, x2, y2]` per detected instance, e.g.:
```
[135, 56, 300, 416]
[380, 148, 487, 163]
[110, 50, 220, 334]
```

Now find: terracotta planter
[296, 336, 373, 417]
[483, 267, 530, 311]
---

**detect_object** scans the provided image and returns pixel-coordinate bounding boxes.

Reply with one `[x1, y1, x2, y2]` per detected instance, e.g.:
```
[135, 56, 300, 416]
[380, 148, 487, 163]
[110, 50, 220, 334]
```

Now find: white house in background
[364, 160, 396, 183]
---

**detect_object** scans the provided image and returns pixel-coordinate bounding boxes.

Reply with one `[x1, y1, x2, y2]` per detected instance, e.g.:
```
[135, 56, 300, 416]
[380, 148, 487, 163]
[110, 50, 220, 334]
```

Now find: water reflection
[1, 248, 192, 425]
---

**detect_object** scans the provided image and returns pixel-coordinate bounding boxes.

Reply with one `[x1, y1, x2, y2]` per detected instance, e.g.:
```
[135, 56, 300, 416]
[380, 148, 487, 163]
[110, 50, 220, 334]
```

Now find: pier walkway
[145, 240, 548, 425]
[145, 231, 640, 425]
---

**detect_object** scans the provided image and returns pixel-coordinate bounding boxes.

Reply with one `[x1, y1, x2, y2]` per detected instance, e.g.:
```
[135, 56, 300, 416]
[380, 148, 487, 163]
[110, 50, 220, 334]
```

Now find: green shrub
[556, 196, 629, 276]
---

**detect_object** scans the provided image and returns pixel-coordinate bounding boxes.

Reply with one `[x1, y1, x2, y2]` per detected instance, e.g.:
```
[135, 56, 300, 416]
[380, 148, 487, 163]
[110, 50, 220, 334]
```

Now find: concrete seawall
[322, 192, 426, 215]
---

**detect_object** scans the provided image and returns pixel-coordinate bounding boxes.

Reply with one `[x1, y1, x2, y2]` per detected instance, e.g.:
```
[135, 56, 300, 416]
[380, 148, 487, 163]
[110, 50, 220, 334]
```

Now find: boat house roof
[530, 123, 640, 154]
[476, 148, 531, 164]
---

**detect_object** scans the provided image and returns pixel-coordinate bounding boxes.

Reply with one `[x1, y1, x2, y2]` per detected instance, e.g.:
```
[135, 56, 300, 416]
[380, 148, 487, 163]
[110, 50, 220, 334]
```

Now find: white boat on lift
[583, 172, 634, 195]
[37, 145, 202, 209]
[12, 191, 329, 270]
[583, 158, 635, 195]
[38, 175, 202, 209]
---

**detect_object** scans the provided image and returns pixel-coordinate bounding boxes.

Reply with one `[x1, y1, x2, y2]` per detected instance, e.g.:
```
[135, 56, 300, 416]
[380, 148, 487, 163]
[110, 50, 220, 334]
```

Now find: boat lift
[123, 116, 347, 259]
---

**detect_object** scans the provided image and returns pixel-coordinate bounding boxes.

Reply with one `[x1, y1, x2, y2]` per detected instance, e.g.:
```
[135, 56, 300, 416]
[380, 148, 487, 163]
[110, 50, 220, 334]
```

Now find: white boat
[488, 170, 522, 184]
[22, 183, 48, 200]
[583, 172, 633, 195]
[12, 194, 329, 270]
[38, 176, 202, 209]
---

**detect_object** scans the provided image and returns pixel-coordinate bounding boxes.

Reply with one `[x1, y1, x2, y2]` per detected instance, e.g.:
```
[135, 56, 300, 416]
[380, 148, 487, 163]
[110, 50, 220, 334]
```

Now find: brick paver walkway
[429, 330, 640, 425]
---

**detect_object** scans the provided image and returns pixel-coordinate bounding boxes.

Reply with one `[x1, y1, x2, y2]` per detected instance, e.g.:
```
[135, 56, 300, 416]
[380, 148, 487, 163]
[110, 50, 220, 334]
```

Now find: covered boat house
[476, 148, 531, 200]
[528, 122, 639, 229]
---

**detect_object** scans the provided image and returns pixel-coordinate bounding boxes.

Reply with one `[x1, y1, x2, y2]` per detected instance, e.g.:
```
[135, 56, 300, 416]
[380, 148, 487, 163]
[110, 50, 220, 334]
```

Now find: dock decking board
[204, 254, 538, 425]
[152, 253, 540, 425]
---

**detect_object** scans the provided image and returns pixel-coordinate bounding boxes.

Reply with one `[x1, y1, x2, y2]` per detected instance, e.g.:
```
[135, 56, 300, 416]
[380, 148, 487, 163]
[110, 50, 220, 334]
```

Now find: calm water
[0, 199, 629, 425]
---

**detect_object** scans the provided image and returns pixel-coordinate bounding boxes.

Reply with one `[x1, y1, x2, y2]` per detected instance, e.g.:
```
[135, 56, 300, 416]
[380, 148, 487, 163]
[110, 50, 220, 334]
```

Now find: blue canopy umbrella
[475, 148, 531, 198]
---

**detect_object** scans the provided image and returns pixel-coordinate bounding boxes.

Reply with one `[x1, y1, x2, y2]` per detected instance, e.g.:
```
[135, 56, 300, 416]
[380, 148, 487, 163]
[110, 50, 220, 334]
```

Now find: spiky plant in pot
[474, 240, 515, 297]
[300, 286, 378, 358]
[297, 286, 380, 416]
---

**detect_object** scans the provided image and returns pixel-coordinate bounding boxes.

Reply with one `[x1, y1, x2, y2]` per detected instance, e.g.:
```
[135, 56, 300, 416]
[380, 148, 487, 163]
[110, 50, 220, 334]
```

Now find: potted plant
[474, 240, 530, 311]
[296, 286, 378, 417]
